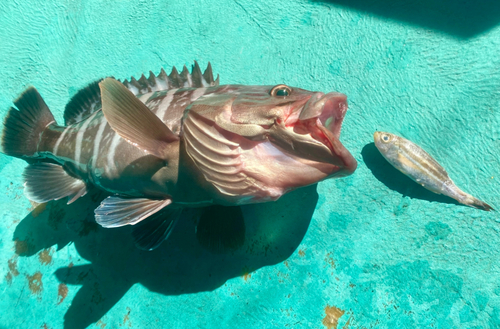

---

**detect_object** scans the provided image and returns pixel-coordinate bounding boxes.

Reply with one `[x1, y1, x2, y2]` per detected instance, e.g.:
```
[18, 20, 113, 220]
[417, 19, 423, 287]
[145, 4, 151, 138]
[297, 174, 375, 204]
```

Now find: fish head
[373, 131, 399, 154]
[195, 85, 357, 173]
[185, 84, 357, 202]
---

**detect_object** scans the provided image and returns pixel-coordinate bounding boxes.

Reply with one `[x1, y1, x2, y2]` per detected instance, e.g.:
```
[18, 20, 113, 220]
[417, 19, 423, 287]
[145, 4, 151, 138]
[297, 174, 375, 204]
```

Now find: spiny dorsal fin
[63, 62, 219, 125]
[122, 61, 219, 95]
[64, 80, 103, 125]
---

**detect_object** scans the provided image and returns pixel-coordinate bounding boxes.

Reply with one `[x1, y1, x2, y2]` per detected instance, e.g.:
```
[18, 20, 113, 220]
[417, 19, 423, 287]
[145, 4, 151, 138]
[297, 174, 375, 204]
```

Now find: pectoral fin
[94, 196, 172, 228]
[99, 78, 178, 159]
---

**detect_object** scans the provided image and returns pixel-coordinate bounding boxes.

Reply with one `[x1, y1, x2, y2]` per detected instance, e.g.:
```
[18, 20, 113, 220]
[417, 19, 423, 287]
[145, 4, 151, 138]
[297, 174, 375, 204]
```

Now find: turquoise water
[1, 0, 500, 328]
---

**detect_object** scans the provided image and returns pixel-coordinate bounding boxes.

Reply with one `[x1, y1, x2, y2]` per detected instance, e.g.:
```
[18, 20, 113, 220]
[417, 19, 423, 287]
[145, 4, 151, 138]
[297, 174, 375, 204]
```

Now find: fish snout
[298, 92, 356, 173]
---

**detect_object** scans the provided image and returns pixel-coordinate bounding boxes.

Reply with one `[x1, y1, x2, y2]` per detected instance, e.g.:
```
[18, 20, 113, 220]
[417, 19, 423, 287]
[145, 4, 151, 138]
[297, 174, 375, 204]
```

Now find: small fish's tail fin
[1, 87, 57, 158]
[463, 192, 494, 211]
[469, 197, 494, 212]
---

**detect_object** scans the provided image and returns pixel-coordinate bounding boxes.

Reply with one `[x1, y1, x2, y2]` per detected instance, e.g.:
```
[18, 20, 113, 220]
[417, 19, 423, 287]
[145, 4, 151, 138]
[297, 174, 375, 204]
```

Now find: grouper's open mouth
[290, 92, 357, 176]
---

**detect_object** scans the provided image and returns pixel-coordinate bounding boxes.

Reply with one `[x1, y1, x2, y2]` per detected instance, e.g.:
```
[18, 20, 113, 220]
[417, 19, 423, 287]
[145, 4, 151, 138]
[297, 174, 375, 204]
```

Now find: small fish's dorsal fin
[122, 61, 219, 95]
[99, 77, 179, 159]
[64, 80, 103, 125]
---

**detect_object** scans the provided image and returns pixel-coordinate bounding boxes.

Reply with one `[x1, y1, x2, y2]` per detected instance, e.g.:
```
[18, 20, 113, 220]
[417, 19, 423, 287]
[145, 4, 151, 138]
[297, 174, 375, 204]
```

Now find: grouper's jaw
[269, 92, 357, 176]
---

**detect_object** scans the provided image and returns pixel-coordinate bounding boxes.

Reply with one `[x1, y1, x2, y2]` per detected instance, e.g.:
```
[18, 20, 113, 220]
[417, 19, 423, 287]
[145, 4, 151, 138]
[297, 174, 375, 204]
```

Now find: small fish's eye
[382, 135, 390, 142]
[270, 84, 292, 97]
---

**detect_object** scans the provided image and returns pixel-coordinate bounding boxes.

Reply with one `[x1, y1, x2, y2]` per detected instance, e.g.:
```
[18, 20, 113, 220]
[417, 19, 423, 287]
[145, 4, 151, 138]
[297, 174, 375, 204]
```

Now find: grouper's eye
[270, 84, 292, 97]
[382, 134, 390, 142]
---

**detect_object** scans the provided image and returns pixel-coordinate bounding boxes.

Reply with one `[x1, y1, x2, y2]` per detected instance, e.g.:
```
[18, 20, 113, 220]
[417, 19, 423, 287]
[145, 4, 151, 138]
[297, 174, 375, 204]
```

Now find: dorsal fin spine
[203, 62, 214, 86]
[158, 68, 169, 89]
[129, 77, 142, 93]
[192, 61, 203, 87]
[147, 71, 157, 88]
[138, 75, 150, 93]
[169, 67, 180, 88]
[179, 65, 189, 88]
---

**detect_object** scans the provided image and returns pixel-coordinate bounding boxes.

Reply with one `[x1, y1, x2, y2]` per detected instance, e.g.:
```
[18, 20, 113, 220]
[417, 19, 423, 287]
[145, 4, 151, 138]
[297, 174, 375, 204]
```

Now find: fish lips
[300, 92, 347, 138]
[294, 92, 357, 175]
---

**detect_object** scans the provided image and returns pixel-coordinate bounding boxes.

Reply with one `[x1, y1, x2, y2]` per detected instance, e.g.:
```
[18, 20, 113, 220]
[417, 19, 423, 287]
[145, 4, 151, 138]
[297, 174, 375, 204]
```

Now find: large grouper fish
[1, 62, 357, 250]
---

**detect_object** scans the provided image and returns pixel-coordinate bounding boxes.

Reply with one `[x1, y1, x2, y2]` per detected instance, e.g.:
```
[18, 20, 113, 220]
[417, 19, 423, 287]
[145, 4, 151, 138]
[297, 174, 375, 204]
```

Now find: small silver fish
[373, 131, 493, 211]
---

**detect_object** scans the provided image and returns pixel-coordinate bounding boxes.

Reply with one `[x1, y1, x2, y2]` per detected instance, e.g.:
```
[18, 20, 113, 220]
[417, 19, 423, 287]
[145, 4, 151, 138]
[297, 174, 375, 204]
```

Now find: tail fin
[1, 87, 56, 158]
[469, 197, 494, 212]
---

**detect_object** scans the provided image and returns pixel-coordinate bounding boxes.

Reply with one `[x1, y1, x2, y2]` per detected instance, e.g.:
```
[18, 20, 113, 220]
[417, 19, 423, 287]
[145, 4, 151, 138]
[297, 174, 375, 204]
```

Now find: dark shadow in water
[314, 0, 500, 39]
[362, 143, 462, 206]
[13, 185, 318, 329]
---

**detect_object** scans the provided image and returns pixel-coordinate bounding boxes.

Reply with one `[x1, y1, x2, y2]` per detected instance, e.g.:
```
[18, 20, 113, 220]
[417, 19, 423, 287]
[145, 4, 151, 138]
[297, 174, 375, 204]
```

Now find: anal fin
[23, 163, 87, 204]
[94, 196, 172, 228]
[196, 205, 245, 253]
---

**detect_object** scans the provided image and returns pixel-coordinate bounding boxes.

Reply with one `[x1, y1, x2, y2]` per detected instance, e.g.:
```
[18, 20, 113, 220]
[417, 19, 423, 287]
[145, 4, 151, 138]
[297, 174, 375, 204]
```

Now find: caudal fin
[471, 199, 494, 212]
[1, 87, 56, 158]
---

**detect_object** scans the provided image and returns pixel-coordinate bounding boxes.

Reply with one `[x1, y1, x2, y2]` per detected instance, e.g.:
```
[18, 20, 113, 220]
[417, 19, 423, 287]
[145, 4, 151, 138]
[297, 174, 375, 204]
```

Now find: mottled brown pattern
[8, 256, 19, 276]
[322, 305, 345, 329]
[123, 307, 132, 327]
[30, 202, 46, 217]
[5, 272, 12, 285]
[324, 252, 336, 269]
[57, 283, 68, 305]
[241, 266, 252, 282]
[38, 248, 53, 265]
[15, 239, 35, 256]
[27, 272, 43, 295]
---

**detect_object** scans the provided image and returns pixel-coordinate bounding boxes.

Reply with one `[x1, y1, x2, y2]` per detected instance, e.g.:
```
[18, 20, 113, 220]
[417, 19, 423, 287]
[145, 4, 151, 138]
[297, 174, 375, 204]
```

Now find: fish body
[1, 62, 357, 250]
[373, 131, 492, 211]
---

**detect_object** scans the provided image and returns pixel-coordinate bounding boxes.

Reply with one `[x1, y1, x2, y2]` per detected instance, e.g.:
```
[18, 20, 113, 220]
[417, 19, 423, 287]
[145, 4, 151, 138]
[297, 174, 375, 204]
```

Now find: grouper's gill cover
[0, 62, 357, 251]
